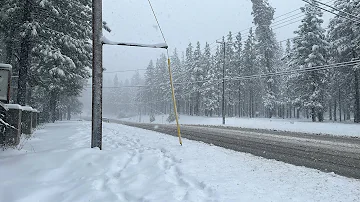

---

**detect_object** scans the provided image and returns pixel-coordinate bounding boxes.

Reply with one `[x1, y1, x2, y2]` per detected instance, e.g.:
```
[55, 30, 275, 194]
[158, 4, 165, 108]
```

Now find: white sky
[101, 0, 332, 84]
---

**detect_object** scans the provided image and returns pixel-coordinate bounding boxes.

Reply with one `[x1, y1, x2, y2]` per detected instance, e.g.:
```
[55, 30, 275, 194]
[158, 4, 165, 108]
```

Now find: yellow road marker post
[167, 58, 182, 145]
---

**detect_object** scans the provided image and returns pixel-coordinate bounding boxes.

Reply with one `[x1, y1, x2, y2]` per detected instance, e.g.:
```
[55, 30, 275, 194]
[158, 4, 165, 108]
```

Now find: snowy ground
[1, 121, 360, 202]
[122, 115, 360, 137]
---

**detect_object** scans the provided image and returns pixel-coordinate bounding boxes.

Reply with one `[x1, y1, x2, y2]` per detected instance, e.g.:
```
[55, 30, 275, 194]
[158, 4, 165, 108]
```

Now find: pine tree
[213, 45, 223, 116]
[193, 41, 203, 115]
[290, 0, 328, 122]
[242, 28, 259, 118]
[202, 42, 218, 116]
[234, 32, 243, 117]
[0, 0, 91, 122]
[170, 48, 184, 114]
[282, 39, 296, 118]
[251, 0, 280, 118]
[154, 54, 169, 114]
[184, 43, 194, 115]
[225, 32, 236, 117]
[328, 0, 360, 122]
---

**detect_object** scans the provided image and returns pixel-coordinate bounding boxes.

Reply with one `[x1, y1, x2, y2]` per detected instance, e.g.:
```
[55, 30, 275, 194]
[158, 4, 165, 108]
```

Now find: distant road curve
[110, 119, 360, 179]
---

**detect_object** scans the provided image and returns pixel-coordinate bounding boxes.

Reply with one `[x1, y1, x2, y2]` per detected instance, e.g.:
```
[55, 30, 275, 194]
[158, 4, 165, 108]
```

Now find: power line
[104, 68, 147, 74]
[147, 0, 167, 44]
[209, 15, 306, 53]
[301, 0, 360, 24]
[171, 59, 360, 85]
[208, 0, 336, 52]
[97, 60, 360, 91]
[311, 0, 360, 21]
[98, 59, 359, 109]
[106, 59, 358, 104]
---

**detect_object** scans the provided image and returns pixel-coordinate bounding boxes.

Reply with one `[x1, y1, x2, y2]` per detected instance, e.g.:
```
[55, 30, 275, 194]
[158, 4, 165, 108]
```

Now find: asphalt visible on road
[110, 120, 360, 179]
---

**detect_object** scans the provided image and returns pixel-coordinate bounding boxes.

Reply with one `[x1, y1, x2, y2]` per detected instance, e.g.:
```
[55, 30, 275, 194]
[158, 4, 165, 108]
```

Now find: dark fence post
[21, 106, 33, 135]
[4, 104, 22, 146]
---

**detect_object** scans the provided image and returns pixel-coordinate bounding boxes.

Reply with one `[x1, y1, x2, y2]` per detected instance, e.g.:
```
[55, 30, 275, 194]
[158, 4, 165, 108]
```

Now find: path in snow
[0, 121, 216, 202]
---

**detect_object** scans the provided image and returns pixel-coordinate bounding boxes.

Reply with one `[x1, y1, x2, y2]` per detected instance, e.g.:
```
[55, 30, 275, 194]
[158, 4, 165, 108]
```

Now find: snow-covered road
[1, 121, 360, 202]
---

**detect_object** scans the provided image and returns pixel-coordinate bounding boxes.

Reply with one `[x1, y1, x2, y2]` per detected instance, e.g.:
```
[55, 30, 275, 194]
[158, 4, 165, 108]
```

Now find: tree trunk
[289, 106, 292, 118]
[17, 0, 32, 105]
[354, 69, 360, 123]
[333, 98, 337, 121]
[339, 88, 342, 122]
[311, 107, 316, 122]
[346, 104, 351, 120]
[296, 108, 300, 119]
[306, 109, 309, 119]
[286, 105, 289, 118]
[49, 90, 58, 123]
[59, 110, 63, 121]
[329, 104, 332, 121]
[67, 105, 71, 120]
[282, 105, 285, 119]
[318, 110, 324, 122]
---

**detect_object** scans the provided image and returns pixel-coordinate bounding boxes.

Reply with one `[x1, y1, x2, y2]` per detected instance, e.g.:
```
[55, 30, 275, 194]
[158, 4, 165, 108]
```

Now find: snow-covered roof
[0, 63, 12, 69]
[101, 36, 168, 49]
[32, 109, 40, 113]
[5, 104, 22, 110]
[21, 106, 34, 112]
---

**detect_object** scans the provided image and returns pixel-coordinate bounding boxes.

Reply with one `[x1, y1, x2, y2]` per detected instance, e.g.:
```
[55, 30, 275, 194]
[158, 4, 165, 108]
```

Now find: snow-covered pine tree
[170, 48, 184, 114]
[202, 42, 218, 116]
[192, 41, 203, 116]
[144, 60, 155, 116]
[213, 45, 223, 116]
[106, 74, 121, 116]
[131, 71, 143, 118]
[328, 0, 360, 123]
[184, 43, 194, 115]
[251, 0, 280, 118]
[233, 32, 243, 117]
[225, 32, 236, 117]
[282, 39, 296, 119]
[242, 28, 260, 118]
[290, 0, 328, 122]
[0, 0, 92, 122]
[155, 54, 169, 114]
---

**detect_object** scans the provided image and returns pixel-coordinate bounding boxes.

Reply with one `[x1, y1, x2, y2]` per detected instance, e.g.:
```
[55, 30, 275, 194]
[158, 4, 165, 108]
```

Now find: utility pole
[91, 0, 169, 149]
[217, 40, 226, 125]
[91, 0, 103, 149]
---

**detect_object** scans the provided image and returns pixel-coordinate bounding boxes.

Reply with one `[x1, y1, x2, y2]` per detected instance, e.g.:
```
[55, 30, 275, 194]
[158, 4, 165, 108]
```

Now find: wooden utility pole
[91, 0, 103, 149]
[91, 0, 170, 149]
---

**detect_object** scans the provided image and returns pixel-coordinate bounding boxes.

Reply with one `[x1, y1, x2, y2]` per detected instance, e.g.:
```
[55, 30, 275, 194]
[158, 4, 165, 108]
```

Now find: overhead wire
[208, 0, 337, 53]
[104, 68, 147, 74]
[98, 60, 360, 91]
[108, 0, 349, 108]
[311, 0, 360, 21]
[111, 59, 360, 105]
[147, 0, 182, 145]
[301, 0, 360, 24]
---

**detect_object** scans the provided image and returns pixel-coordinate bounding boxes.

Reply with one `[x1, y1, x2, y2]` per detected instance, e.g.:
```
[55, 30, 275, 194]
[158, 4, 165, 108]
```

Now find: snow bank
[123, 115, 360, 137]
[1, 121, 359, 202]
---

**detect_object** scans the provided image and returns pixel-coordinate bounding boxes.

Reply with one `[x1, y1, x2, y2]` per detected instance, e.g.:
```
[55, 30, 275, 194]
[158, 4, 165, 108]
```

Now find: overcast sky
[101, 0, 331, 84]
